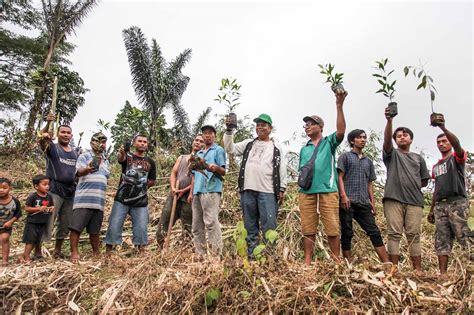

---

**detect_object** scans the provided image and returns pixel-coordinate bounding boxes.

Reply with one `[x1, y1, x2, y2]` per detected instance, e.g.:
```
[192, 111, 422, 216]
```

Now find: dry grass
[0, 157, 473, 313]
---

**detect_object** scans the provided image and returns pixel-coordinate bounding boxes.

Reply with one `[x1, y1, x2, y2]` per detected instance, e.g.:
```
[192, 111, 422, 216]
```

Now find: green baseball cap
[253, 113, 272, 125]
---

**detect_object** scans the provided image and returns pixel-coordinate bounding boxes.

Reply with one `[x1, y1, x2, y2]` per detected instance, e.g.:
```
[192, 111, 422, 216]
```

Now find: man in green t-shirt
[298, 88, 347, 266]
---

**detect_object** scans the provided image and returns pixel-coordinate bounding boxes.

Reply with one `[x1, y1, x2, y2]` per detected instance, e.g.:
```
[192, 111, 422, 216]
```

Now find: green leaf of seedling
[431, 85, 437, 92]
[404, 66, 409, 76]
[372, 74, 382, 78]
[238, 290, 251, 299]
[390, 80, 397, 89]
[427, 76, 433, 83]
[376, 89, 385, 94]
[387, 70, 394, 76]
[383, 93, 389, 98]
[416, 82, 424, 90]
[236, 238, 247, 257]
[318, 64, 324, 69]
[377, 80, 385, 86]
[430, 90, 436, 102]
[253, 244, 266, 257]
[417, 70, 424, 78]
[422, 75, 427, 87]
[384, 58, 388, 66]
[265, 230, 278, 244]
[205, 288, 221, 306]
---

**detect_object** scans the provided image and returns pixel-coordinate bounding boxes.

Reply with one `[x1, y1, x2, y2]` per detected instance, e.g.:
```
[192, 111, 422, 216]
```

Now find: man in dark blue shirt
[39, 113, 79, 258]
[337, 129, 389, 263]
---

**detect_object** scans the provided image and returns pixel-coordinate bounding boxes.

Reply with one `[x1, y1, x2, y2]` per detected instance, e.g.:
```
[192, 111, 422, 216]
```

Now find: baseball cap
[201, 125, 217, 133]
[303, 115, 324, 128]
[91, 132, 107, 142]
[253, 113, 272, 125]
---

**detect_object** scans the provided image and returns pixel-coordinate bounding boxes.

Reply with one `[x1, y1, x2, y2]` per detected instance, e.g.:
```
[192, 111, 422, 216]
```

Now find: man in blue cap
[189, 125, 226, 256]
[224, 113, 287, 257]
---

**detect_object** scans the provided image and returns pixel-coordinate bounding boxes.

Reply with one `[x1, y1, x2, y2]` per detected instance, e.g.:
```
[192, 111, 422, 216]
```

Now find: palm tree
[122, 26, 192, 149]
[25, 0, 98, 140]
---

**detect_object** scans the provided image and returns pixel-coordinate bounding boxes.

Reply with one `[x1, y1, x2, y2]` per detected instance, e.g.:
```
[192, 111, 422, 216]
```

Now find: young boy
[0, 178, 22, 266]
[22, 175, 54, 262]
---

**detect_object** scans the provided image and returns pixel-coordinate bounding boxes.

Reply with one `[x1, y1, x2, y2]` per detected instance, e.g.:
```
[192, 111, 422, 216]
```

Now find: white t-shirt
[243, 140, 275, 193]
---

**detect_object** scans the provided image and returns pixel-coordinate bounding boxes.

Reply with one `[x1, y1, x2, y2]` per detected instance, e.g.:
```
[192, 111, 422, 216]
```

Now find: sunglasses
[303, 121, 319, 128]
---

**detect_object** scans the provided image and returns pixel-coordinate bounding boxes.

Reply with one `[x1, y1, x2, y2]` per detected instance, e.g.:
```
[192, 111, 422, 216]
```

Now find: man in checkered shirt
[337, 129, 389, 263]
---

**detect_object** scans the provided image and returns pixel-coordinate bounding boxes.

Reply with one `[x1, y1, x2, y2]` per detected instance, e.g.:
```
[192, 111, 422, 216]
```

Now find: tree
[110, 101, 151, 152]
[122, 26, 192, 149]
[25, 0, 98, 141]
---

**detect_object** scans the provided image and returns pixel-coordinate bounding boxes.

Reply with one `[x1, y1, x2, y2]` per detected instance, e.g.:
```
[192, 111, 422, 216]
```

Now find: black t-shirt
[115, 153, 157, 207]
[45, 143, 80, 198]
[25, 192, 54, 224]
[432, 151, 467, 200]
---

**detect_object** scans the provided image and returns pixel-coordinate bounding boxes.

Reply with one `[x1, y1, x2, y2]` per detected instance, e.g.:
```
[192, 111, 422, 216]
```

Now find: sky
[7, 1, 474, 165]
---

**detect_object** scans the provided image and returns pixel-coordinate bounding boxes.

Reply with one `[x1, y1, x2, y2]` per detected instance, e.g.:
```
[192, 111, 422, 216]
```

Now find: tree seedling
[373, 58, 398, 117]
[404, 62, 439, 126]
[215, 77, 241, 129]
[318, 63, 345, 93]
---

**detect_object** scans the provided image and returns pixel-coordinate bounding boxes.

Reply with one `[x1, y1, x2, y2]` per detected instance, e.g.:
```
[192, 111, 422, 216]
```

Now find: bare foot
[70, 254, 80, 263]
[53, 251, 66, 259]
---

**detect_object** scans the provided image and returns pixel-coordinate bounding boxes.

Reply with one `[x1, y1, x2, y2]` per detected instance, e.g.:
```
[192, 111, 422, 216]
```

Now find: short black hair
[347, 129, 366, 147]
[133, 134, 148, 143]
[392, 127, 414, 141]
[58, 125, 72, 132]
[0, 178, 11, 186]
[437, 133, 447, 140]
[32, 175, 49, 186]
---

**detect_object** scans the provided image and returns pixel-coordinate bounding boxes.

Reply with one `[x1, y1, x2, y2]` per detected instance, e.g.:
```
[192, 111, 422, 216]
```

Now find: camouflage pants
[434, 198, 473, 256]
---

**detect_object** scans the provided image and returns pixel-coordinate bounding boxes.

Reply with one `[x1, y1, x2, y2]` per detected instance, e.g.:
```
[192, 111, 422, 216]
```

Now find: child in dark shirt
[0, 178, 22, 266]
[22, 175, 54, 262]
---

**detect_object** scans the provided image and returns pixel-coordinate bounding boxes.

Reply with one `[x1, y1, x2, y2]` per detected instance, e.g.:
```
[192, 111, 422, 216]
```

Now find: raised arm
[435, 115, 463, 157]
[383, 107, 393, 153]
[223, 133, 251, 156]
[38, 113, 56, 152]
[335, 89, 347, 142]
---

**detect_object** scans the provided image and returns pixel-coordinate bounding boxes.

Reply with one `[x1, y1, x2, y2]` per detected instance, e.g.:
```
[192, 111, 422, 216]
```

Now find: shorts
[0, 227, 12, 235]
[69, 208, 104, 235]
[434, 198, 472, 256]
[299, 192, 340, 236]
[22, 223, 47, 244]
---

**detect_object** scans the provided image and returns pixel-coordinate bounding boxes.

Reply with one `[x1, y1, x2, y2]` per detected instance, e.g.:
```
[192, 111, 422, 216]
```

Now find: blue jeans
[240, 190, 278, 255]
[104, 201, 149, 246]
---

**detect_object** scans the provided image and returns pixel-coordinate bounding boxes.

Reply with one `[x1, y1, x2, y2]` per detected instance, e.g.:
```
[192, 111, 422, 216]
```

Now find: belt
[438, 195, 466, 203]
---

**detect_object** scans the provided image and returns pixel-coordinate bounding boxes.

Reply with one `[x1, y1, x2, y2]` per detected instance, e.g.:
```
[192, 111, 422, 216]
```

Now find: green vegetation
[373, 58, 397, 101]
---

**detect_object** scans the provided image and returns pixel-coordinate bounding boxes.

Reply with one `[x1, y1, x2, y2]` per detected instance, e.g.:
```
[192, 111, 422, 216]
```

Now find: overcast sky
[18, 1, 474, 164]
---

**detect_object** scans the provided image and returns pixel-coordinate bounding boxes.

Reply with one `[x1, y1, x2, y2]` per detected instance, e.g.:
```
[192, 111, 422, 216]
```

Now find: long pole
[163, 180, 180, 251]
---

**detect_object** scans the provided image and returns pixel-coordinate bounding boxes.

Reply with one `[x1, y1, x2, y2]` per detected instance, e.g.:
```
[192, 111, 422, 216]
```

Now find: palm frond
[122, 26, 156, 115]
[192, 107, 212, 136]
[171, 102, 191, 149]
[60, 0, 98, 39]
[167, 48, 192, 77]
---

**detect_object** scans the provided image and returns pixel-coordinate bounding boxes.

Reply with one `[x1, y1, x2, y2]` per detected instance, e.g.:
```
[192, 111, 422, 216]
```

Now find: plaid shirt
[337, 150, 376, 205]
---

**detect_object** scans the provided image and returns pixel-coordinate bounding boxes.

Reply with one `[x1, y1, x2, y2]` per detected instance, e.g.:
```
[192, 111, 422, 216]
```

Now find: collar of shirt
[200, 143, 218, 154]
[350, 150, 366, 159]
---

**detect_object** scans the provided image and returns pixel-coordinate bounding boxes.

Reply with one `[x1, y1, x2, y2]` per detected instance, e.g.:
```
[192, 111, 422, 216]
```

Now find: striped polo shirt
[73, 151, 110, 211]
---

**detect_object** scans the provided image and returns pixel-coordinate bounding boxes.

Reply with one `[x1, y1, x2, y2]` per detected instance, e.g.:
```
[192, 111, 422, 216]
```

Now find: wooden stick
[163, 180, 179, 251]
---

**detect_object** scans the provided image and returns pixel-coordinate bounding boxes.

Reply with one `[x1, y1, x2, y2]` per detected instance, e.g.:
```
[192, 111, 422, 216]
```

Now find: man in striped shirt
[69, 132, 110, 262]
